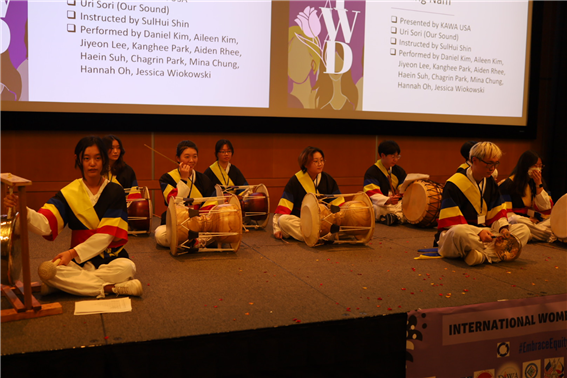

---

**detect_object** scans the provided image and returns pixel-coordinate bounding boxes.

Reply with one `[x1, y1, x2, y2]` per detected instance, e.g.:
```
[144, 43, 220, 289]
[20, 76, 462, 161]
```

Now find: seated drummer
[499, 150, 553, 242]
[457, 140, 498, 179]
[437, 141, 529, 266]
[102, 134, 141, 200]
[363, 140, 406, 226]
[273, 146, 343, 242]
[204, 139, 249, 192]
[154, 140, 216, 249]
[3, 136, 142, 297]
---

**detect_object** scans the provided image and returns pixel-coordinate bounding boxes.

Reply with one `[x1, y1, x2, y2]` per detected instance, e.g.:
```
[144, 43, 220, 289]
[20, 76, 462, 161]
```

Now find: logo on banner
[496, 365, 520, 378]
[497, 342, 511, 358]
[474, 369, 495, 378]
[543, 357, 565, 378]
[523, 360, 540, 378]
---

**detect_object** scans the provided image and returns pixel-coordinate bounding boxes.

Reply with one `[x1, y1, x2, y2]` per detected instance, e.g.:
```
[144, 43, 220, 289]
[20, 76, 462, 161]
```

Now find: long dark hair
[74, 136, 109, 178]
[509, 150, 543, 197]
[102, 135, 126, 176]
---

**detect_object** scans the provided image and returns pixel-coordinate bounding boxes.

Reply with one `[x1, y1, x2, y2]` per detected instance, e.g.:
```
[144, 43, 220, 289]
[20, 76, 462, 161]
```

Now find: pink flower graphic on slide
[295, 6, 321, 38]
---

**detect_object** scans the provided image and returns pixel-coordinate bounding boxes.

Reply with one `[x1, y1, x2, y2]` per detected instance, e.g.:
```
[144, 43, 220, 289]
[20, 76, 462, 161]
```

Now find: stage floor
[2, 216, 566, 375]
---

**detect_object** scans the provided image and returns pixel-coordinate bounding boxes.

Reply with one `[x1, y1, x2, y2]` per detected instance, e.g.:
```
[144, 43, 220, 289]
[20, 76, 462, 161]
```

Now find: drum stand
[1, 173, 63, 322]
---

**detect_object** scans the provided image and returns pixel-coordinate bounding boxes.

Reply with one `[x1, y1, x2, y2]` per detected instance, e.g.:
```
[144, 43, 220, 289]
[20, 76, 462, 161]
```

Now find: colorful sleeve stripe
[330, 196, 345, 207]
[99, 217, 129, 233]
[363, 183, 383, 197]
[486, 203, 507, 225]
[534, 200, 553, 215]
[275, 198, 294, 215]
[438, 199, 467, 230]
[38, 204, 64, 241]
[127, 186, 142, 200]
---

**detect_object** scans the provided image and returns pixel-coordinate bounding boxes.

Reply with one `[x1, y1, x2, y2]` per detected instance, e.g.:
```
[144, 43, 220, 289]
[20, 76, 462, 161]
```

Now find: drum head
[166, 200, 180, 256]
[551, 193, 567, 240]
[402, 180, 442, 227]
[493, 234, 522, 261]
[253, 184, 270, 228]
[1, 214, 22, 285]
[402, 181, 428, 224]
[301, 193, 321, 247]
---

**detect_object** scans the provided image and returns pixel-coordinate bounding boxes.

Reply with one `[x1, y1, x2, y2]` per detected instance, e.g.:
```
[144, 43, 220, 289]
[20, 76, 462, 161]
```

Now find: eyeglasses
[312, 159, 325, 165]
[389, 154, 401, 160]
[219, 150, 232, 155]
[476, 157, 500, 169]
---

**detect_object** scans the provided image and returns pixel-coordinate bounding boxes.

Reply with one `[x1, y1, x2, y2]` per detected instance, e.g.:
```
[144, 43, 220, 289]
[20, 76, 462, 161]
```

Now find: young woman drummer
[499, 150, 553, 242]
[154, 140, 216, 249]
[3, 136, 142, 297]
[102, 135, 141, 199]
[273, 146, 343, 242]
[204, 139, 249, 191]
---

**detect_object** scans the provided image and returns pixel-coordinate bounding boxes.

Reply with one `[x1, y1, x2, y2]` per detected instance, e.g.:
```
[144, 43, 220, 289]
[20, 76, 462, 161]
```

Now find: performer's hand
[179, 163, 192, 180]
[53, 249, 78, 266]
[500, 227, 511, 238]
[532, 169, 542, 187]
[3, 193, 19, 209]
[386, 194, 402, 205]
[478, 229, 494, 243]
[274, 231, 283, 239]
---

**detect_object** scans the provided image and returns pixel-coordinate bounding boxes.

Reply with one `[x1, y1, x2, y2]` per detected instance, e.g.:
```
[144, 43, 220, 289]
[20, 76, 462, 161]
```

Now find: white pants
[278, 214, 304, 241]
[438, 224, 530, 265]
[44, 258, 136, 297]
[155, 224, 168, 247]
[508, 214, 552, 242]
[373, 203, 405, 223]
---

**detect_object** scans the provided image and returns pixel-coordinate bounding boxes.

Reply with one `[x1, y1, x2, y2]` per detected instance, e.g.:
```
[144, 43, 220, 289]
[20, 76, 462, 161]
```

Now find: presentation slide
[7, 0, 272, 107]
[363, 0, 529, 117]
[1, 0, 533, 127]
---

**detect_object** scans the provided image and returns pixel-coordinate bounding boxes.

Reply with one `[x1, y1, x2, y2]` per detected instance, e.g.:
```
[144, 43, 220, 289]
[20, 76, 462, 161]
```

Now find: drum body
[166, 195, 242, 255]
[216, 184, 270, 229]
[550, 193, 567, 243]
[402, 180, 443, 227]
[1, 214, 21, 285]
[300, 192, 375, 247]
[127, 187, 152, 234]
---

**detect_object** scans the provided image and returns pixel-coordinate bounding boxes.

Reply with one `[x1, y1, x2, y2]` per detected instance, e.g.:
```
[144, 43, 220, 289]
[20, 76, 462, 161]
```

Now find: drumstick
[38, 259, 61, 280]
[144, 144, 178, 165]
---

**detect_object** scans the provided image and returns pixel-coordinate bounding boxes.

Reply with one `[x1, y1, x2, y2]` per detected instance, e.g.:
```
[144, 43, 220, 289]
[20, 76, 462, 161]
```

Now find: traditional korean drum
[165, 194, 242, 255]
[126, 186, 152, 234]
[215, 184, 270, 229]
[402, 180, 443, 227]
[550, 193, 567, 243]
[493, 234, 522, 261]
[300, 192, 375, 247]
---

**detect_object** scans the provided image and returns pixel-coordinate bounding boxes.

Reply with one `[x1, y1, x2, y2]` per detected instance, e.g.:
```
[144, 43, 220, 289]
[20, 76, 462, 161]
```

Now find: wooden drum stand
[1, 173, 62, 322]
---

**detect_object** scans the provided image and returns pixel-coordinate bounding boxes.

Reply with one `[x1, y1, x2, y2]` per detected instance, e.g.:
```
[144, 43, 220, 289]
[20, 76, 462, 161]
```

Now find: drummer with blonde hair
[437, 141, 530, 266]
[273, 146, 343, 241]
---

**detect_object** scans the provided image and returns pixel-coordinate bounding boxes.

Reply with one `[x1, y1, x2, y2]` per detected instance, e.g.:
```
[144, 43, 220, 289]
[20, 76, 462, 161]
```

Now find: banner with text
[406, 294, 567, 378]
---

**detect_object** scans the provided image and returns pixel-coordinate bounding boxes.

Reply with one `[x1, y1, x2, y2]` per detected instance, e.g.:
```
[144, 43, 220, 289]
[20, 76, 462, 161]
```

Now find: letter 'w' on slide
[320, 0, 360, 44]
